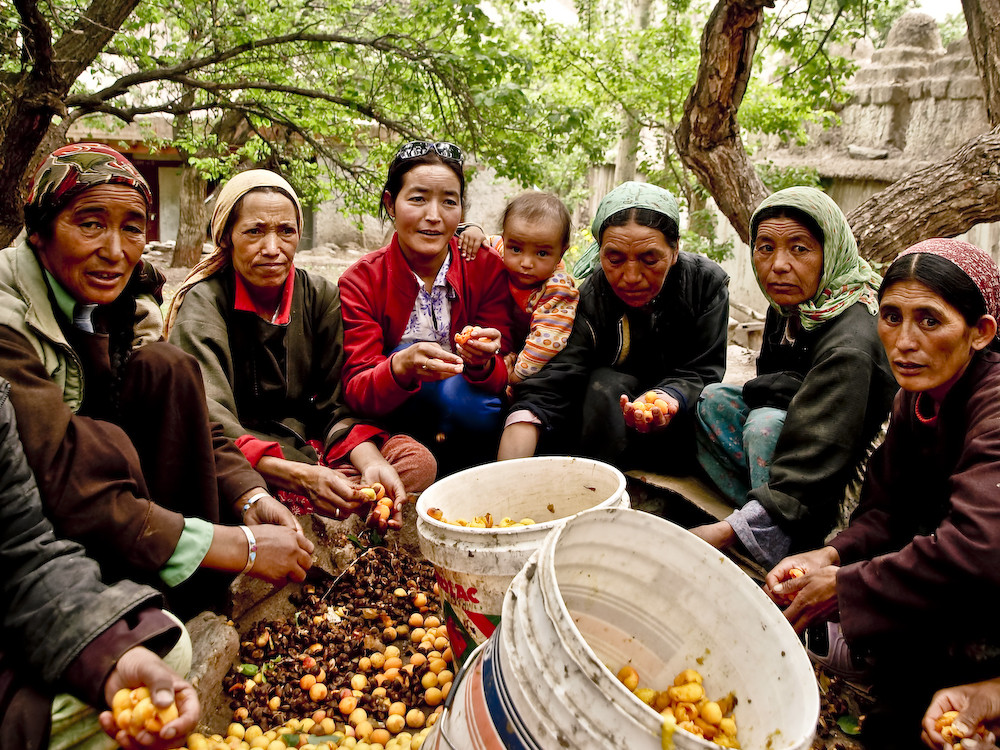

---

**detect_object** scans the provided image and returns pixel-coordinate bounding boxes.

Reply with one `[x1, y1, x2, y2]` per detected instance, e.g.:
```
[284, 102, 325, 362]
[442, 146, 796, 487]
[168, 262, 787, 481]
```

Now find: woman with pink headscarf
[765, 239, 1000, 749]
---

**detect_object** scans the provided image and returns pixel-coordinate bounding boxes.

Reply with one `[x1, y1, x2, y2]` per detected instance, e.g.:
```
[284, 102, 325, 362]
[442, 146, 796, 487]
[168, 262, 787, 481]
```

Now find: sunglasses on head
[392, 141, 464, 165]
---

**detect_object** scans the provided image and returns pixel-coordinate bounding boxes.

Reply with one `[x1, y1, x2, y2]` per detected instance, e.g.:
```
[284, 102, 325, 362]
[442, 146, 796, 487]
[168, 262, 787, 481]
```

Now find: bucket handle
[430, 638, 490, 750]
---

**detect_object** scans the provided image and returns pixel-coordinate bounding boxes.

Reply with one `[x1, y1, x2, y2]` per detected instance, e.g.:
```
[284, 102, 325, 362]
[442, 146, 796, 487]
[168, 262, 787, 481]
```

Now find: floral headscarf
[896, 238, 1000, 321]
[24, 143, 152, 233]
[751, 187, 881, 331]
[163, 169, 302, 336]
[572, 181, 680, 279]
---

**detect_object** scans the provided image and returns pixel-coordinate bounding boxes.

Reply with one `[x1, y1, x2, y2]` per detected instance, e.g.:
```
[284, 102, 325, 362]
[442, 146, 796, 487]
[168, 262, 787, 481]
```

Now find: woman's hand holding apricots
[241, 492, 303, 533]
[455, 326, 501, 369]
[100, 646, 198, 750]
[246, 525, 314, 584]
[764, 546, 841, 605]
[621, 390, 679, 433]
[392, 342, 464, 387]
[765, 548, 841, 633]
[458, 225, 487, 260]
[922, 679, 1000, 749]
[361, 465, 407, 530]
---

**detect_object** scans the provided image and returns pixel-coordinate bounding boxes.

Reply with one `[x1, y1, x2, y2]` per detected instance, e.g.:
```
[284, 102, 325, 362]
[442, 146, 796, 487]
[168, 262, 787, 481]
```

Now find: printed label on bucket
[442, 598, 500, 667]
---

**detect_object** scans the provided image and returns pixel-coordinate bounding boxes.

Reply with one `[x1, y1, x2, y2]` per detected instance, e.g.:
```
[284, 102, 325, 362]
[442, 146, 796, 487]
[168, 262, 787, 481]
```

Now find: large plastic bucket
[427, 506, 819, 750]
[416, 456, 629, 666]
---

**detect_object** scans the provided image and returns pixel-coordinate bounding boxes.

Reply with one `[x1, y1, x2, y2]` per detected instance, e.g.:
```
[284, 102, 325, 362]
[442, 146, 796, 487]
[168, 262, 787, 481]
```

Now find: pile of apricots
[426, 507, 535, 528]
[111, 687, 180, 739]
[616, 666, 741, 748]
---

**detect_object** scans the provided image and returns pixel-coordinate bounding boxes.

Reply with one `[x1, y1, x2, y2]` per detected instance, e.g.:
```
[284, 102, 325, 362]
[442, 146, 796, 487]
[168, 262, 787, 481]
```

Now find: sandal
[805, 621, 871, 684]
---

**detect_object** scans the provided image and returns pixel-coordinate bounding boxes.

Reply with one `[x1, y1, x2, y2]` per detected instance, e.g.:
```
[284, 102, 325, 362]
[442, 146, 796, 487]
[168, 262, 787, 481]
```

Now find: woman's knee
[383, 435, 437, 493]
[743, 407, 786, 447]
[696, 383, 746, 430]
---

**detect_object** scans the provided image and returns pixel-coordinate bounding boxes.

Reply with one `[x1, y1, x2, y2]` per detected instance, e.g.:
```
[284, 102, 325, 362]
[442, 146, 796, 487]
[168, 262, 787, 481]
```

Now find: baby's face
[502, 215, 564, 290]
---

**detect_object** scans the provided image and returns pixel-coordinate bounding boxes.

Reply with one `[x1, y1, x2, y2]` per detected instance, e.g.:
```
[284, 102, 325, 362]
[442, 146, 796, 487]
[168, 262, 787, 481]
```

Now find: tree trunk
[170, 108, 250, 267]
[0, 0, 142, 247]
[173, 164, 209, 267]
[614, 0, 654, 185]
[673, 0, 771, 245]
[674, 0, 1000, 260]
[963, 0, 1000, 126]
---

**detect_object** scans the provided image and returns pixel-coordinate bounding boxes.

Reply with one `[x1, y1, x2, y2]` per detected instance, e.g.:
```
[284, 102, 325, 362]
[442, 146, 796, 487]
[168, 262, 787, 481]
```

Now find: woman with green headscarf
[498, 181, 730, 468]
[691, 187, 897, 569]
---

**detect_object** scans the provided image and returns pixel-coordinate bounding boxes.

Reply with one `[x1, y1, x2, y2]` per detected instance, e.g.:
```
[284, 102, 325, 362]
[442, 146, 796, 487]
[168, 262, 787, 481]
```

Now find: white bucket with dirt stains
[415, 456, 629, 666]
[426, 506, 819, 750]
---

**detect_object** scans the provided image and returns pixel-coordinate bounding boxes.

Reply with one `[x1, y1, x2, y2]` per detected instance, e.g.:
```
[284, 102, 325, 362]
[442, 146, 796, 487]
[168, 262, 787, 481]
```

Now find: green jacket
[0, 241, 163, 411]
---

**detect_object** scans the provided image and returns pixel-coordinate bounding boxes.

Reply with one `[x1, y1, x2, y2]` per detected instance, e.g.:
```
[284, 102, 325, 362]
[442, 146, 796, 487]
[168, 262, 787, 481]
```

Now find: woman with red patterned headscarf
[765, 239, 1000, 749]
[0, 143, 314, 618]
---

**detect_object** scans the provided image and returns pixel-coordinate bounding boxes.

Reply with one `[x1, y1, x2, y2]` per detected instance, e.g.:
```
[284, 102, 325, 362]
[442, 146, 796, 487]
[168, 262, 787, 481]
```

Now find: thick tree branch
[67, 77, 422, 139]
[848, 126, 1000, 265]
[76, 31, 436, 104]
[674, 0, 772, 243]
[13, 0, 53, 75]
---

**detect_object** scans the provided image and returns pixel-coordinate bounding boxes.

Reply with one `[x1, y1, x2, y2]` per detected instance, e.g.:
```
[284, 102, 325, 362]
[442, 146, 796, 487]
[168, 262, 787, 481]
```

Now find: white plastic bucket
[428, 506, 819, 750]
[416, 456, 629, 666]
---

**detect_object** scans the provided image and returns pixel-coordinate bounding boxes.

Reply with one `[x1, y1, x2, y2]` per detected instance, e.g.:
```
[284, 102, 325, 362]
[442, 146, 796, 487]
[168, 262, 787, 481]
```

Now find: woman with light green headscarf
[498, 181, 730, 469]
[691, 186, 897, 575]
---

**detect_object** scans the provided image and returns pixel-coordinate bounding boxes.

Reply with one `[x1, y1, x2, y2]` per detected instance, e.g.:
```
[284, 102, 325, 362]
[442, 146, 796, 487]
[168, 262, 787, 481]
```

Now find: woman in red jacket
[338, 142, 512, 474]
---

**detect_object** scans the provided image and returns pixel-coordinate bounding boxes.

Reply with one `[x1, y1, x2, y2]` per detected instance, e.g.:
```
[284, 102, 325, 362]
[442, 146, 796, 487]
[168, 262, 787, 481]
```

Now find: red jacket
[338, 234, 513, 416]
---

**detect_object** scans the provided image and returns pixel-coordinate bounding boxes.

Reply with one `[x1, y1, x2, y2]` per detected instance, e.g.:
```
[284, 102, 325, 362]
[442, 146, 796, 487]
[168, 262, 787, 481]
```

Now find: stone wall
[839, 14, 989, 159]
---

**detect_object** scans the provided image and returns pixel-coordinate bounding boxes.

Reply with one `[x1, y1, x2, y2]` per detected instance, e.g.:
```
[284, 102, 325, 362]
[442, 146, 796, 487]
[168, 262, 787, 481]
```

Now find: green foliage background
[17, 0, 921, 246]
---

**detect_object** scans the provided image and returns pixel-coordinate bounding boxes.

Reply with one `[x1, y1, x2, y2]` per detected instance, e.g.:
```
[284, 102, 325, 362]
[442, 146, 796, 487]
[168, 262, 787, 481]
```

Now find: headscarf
[163, 169, 303, 336]
[896, 238, 1000, 321]
[572, 181, 680, 279]
[24, 142, 152, 234]
[750, 186, 881, 332]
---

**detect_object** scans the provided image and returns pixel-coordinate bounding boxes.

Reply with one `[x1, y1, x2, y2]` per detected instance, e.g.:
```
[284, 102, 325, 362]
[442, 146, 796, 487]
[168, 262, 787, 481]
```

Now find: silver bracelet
[241, 491, 270, 517]
[239, 525, 257, 574]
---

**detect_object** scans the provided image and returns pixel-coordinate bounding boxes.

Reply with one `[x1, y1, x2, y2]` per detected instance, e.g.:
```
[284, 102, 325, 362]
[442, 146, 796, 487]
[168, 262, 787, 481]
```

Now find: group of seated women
[3, 138, 1000, 749]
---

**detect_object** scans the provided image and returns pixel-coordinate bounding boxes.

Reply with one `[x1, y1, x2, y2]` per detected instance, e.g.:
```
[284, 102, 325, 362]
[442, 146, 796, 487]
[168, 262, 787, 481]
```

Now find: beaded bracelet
[241, 491, 271, 517]
[239, 525, 258, 574]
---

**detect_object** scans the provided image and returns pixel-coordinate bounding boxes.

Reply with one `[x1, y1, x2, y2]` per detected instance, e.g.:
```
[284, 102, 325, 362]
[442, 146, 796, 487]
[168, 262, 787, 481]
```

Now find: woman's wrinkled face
[31, 184, 147, 306]
[752, 217, 824, 308]
[386, 164, 462, 267]
[228, 191, 300, 290]
[600, 220, 677, 308]
[878, 279, 996, 402]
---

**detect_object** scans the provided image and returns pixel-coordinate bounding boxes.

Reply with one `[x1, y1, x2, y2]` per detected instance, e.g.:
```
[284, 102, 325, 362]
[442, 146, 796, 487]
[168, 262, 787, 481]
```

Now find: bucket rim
[415, 456, 627, 534]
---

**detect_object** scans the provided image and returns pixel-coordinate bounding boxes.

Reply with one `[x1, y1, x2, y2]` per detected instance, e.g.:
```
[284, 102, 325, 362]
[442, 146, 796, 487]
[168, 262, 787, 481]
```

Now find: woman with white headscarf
[166, 170, 436, 529]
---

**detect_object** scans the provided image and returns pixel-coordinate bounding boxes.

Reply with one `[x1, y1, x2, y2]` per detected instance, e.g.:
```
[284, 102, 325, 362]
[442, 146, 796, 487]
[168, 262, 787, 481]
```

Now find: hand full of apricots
[621, 390, 679, 434]
[359, 483, 399, 530]
[112, 687, 180, 741]
[934, 710, 994, 749]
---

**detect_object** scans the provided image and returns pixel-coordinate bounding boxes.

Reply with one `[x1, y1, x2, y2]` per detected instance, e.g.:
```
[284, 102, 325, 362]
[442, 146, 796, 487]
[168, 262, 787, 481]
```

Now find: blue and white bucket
[426, 506, 819, 750]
